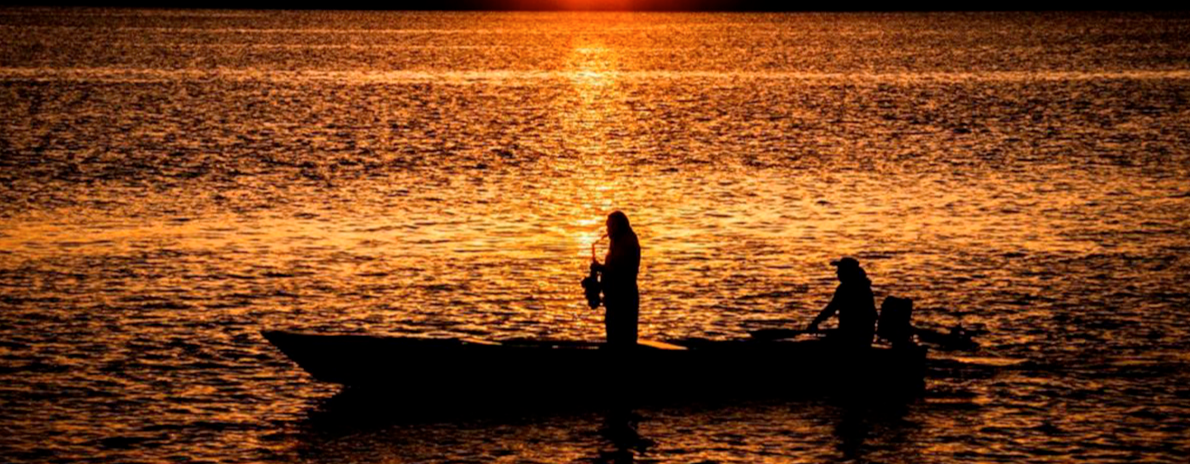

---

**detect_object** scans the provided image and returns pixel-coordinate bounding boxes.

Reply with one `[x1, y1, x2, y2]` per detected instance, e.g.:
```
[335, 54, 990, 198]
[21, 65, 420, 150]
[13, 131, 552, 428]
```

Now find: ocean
[1, 8, 1189, 462]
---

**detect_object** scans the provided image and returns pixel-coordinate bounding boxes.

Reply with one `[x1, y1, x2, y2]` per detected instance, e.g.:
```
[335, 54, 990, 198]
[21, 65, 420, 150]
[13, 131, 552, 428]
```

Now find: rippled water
[2, 8, 1189, 462]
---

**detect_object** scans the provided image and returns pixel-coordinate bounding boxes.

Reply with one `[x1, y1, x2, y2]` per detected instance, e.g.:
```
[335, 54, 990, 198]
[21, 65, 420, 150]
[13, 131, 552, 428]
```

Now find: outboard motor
[877, 296, 914, 348]
[876, 296, 927, 395]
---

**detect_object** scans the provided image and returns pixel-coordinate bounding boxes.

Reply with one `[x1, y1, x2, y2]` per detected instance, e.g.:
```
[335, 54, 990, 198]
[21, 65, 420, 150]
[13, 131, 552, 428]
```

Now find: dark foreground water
[2, 8, 1190, 462]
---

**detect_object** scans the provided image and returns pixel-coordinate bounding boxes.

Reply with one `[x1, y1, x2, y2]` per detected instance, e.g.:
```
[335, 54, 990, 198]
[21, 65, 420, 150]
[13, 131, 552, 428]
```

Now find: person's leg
[605, 302, 627, 346]
[623, 288, 639, 345]
[606, 290, 639, 346]
[625, 305, 638, 345]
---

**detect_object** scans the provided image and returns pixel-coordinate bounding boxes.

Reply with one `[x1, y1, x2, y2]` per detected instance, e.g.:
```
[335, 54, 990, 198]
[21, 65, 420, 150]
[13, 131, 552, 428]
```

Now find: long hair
[606, 210, 639, 255]
[607, 210, 632, 238]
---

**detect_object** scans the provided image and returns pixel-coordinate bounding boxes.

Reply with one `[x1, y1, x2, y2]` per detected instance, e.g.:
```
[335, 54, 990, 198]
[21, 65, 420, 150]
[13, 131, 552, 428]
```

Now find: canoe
[262, 330, 926, 404]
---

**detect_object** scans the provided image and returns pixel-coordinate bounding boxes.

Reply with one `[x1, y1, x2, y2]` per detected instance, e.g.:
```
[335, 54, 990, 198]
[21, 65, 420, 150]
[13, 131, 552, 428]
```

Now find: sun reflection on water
[554, 36, 635, 260]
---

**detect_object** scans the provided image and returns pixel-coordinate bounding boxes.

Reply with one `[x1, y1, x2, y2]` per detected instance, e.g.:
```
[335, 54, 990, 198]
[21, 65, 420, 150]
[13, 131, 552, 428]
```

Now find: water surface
[1, 8, 1189, 462]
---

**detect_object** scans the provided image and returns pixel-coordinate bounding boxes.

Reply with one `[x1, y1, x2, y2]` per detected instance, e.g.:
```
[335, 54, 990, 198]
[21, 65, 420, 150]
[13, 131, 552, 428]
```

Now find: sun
[508, 0, 641, 10]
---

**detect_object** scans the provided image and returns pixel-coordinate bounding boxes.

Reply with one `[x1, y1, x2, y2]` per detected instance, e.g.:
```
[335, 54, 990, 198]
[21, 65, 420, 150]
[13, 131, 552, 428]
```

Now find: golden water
[1, 9, 1189, 462]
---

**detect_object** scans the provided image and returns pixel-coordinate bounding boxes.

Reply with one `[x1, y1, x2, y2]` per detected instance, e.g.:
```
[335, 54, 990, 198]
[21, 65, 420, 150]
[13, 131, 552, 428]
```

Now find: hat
[830, 257, 860, 269]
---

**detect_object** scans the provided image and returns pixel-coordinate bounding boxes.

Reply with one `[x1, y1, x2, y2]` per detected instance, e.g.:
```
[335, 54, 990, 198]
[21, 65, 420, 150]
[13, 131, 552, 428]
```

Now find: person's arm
[807, 292, 839, 331]
[596, 236, 640, 278]
[597, 245, 623, 275]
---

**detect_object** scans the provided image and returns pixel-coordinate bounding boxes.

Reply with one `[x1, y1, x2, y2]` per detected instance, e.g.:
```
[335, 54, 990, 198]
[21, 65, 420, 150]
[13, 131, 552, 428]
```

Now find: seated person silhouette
[807, 257, 877, 350]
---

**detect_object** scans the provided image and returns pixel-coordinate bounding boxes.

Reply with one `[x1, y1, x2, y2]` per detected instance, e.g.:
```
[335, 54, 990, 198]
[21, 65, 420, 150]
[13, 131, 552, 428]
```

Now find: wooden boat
[262, 330, 926, 404]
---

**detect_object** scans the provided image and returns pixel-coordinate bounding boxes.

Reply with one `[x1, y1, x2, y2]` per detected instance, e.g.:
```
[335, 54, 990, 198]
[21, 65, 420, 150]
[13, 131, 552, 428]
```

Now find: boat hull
[262, 331, 926, 403]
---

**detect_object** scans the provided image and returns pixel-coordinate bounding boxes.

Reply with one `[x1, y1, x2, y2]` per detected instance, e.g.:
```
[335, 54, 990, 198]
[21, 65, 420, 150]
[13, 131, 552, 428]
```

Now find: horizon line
[3, 2, 1188, 12]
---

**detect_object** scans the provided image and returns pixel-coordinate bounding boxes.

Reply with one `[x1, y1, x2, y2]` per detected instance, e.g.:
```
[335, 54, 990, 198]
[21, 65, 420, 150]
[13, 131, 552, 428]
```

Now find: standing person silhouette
[590, 211, 641, 347]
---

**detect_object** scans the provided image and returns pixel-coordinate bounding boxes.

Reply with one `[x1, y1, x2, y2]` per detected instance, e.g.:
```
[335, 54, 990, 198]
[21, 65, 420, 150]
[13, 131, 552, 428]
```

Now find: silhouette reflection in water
[829, 396, 919, 463]
[594, 409, 654, 463]
[289, 386, 931, 462]
[293, 387, 658, 463]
